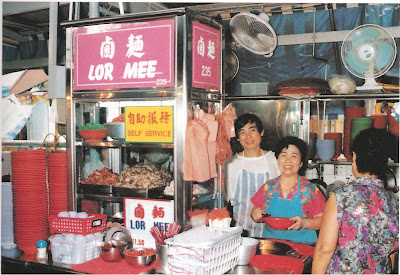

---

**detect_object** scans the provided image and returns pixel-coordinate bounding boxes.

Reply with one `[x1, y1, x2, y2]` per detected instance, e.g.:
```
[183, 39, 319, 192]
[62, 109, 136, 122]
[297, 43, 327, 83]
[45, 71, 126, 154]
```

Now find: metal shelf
[75, 140, 174, 148]
[225, 92, 399, 101]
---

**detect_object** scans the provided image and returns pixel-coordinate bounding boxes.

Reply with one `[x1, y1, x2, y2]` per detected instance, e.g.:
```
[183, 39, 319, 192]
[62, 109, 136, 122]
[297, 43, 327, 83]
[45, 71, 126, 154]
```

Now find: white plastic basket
[165, 227, 242, 275]
[49, 233, 104, 265]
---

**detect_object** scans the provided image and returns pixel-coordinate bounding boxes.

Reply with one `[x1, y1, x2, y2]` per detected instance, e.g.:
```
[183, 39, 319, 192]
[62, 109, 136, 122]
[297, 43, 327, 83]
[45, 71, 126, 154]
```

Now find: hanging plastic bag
[1, 94, 34, 140]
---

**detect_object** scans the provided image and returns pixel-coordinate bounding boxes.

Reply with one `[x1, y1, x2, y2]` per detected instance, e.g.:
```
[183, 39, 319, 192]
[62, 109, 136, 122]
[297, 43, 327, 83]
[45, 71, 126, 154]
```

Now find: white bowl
[328, 75, 356, 95]
[238, 237, 258, 265]
[105, 122, 125, 140]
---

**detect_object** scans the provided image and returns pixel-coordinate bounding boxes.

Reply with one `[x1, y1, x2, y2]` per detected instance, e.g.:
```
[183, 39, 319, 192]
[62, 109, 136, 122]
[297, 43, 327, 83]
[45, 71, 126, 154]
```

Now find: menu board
[192, 21, 221, 91]
[73, 19, 175, 90]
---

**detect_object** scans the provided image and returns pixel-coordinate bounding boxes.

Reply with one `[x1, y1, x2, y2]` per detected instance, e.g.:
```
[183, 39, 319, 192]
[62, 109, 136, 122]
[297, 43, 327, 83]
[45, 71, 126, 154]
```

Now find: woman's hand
[251, 207, 264, 222]
[288, 216, 306, 230]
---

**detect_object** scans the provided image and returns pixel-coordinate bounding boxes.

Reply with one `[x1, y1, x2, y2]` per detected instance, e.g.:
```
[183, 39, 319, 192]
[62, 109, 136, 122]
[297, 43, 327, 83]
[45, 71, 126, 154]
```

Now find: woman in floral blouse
[251, 136, 326, 245]
[312, 128, 399, 274]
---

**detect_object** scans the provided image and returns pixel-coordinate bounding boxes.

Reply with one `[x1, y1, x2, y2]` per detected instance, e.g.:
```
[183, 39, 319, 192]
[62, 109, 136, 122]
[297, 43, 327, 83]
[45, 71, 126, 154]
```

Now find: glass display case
[63, 8, 225, 227]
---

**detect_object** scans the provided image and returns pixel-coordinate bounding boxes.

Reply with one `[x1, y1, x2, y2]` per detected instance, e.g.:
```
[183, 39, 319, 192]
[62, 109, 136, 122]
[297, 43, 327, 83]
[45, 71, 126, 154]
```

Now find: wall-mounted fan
[224, 49, 239, 82]
[230, 12, 277, 57]
[341, 24, 397, 92]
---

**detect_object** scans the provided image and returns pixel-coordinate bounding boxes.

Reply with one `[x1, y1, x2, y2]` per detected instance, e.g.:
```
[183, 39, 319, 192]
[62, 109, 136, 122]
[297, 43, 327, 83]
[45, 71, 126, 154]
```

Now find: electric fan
[341, 24, 397, 92]
[224, 49, 239, 82]
[230, 12, 277, 57]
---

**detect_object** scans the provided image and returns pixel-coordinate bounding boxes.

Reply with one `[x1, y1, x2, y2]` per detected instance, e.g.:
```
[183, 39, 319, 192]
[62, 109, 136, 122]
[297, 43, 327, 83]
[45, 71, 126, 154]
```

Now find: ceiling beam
[278, 26, 400, 45]
[2, 2, 69, 16]
[3, 28, 26, 42]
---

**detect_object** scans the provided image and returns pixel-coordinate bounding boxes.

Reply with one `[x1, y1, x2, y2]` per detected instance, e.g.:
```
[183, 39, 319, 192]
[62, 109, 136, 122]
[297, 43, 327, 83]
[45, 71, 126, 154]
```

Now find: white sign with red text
[124, 198, 174, 249]
[73, 19, 175, 90]
[192, 21, 221, 91]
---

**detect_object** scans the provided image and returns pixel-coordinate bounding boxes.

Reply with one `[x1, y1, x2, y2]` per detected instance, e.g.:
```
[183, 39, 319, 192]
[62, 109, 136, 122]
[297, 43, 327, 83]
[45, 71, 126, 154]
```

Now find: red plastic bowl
[262, 217, 295, 230]
[78, 129, 108, 141]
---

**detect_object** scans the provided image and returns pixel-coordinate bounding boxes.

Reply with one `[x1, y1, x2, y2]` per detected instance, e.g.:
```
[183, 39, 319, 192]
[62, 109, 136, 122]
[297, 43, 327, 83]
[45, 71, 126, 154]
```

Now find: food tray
[80, 184, 113, 194]
[49, 214, 107, 235]
[113, 186, 164, 198]
[49, 233, 104, 265]
[165, 226, 242, 275]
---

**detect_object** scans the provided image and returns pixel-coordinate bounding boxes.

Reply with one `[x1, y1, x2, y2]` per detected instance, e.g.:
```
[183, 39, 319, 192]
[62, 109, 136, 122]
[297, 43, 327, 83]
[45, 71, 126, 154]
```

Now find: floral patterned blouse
[251, 176, 326, 218]
[327, 176, 399, 274]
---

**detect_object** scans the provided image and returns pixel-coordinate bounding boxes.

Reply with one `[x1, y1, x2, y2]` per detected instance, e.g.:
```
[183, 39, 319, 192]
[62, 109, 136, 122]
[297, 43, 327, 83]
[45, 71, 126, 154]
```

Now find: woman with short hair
[312, 128, 399, 274]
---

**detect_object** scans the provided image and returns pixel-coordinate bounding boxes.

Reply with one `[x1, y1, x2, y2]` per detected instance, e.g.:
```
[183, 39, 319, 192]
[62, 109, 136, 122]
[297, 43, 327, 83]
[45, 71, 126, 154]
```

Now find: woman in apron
[251, 136, 326, 244]
[226, 114, 280, 238]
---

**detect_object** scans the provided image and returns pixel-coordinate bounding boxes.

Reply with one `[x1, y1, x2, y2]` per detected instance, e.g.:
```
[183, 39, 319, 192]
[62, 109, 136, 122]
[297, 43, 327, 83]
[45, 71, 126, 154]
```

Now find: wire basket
[49, 214, 107, 235]
[165, 226, 242, 275]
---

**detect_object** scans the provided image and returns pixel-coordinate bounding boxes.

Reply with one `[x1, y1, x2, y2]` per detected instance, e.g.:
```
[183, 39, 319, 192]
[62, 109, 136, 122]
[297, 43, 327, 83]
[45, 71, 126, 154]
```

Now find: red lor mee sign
[192, 21, 221, 91]
[73, 19, 175, 90]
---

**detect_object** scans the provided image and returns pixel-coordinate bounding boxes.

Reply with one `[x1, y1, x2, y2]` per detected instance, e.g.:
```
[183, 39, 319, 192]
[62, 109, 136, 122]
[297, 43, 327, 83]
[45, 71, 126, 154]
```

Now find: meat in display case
[63, 8, 225, 227]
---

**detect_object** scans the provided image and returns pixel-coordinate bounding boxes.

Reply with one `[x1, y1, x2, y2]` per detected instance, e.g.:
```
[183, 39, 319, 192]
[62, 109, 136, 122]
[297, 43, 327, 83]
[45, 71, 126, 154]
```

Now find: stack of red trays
[344, 107, 365, 160]
[11, 149, 49, 254]
[48, 152, 68, 216]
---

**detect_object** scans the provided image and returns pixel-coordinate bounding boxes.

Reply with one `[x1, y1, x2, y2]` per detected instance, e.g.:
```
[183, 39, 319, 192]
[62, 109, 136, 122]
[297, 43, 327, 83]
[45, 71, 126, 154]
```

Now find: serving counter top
[2, 247, 312, 274]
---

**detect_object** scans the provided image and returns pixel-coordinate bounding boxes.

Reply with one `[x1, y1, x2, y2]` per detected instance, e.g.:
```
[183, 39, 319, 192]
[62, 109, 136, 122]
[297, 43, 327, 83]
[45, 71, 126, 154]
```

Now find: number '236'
[201, 66, 212, 77]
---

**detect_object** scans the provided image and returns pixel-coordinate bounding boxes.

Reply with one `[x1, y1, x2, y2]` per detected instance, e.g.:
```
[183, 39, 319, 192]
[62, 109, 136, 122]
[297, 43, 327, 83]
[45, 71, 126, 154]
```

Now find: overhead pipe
[89, 2, 100, 18]
[328, 4, 342, 75]
[119, 2, 125, 15]
[312, 8, 328, 80]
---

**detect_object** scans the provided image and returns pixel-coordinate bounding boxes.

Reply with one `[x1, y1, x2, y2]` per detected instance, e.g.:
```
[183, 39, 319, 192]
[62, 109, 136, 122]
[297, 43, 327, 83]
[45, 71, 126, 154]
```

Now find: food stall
[2, 3, 399, 274]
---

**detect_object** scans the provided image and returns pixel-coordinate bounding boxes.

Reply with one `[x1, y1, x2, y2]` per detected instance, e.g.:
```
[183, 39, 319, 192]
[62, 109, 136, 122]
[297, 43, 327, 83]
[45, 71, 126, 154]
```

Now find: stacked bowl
[316, 139, 336, 161]
[11, 149, 50, 254]
[344, 107, 365, 160]
[350, 117, 374, 144]
[324, 133, 342, 161]
[369, 114, 388, 130]
[48, 152, 68, 216]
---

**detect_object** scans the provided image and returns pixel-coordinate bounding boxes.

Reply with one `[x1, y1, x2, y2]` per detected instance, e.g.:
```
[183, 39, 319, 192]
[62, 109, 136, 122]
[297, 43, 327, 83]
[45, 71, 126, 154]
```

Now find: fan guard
[341, 24, 397, 91]
[224, 50, 239, 82]
[230, 12, 277, 56]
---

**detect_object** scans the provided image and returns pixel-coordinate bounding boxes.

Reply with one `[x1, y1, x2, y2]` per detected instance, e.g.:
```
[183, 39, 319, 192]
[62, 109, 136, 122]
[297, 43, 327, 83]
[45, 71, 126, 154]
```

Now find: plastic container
[49, 233, 104, 265]
[49, 214, 107, 235]
[165, 226, 242, 275]
[36, 240, 48, 261]
[104, 122, 125, 140]
[240, 82, 270, 95]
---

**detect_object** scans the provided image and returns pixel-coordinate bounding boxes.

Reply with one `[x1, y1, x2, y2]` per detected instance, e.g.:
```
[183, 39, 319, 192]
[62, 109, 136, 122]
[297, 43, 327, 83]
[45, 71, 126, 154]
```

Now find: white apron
[232, 150, 270, 238]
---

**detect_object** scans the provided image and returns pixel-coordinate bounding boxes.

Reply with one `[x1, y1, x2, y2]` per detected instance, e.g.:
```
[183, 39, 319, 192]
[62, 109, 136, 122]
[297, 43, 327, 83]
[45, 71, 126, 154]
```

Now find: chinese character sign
[73, 19, 175, 90]
[124, 198, 174, 248]
[192, 21, 221, 91]
[125, 106, 173, 143]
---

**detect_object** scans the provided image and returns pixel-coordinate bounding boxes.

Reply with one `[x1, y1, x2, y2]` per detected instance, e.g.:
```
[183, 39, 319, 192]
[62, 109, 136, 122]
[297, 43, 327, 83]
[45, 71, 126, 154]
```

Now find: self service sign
[125, 106, 174, 143]
[192, 21, 221, 91]
[73, 19, 175, 90]
[124, 198, 174, 248]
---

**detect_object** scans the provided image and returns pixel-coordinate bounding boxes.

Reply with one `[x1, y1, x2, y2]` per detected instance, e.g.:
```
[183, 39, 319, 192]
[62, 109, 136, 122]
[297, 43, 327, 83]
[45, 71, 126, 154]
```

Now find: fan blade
[351, 28, 379, 49]
[346, 50, 368, 75]
[375, 41, 393, 70]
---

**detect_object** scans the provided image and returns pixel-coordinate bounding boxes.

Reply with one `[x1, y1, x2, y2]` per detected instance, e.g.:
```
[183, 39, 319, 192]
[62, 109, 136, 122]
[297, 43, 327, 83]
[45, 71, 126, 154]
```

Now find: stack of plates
[11, 149, 49, 254]
[344, 107, 365, 160]
[1, 182, 17, 249]
[48, 152, 68, 216]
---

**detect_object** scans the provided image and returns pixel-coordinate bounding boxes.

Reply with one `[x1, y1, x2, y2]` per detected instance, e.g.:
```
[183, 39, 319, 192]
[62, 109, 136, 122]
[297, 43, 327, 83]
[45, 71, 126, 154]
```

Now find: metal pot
[238, 237, 258, 265]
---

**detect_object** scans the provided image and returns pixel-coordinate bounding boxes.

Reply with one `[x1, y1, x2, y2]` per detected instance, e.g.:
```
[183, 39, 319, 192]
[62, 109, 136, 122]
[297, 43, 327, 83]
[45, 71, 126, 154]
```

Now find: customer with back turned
[312, 128, 399, 274]
[251, 136, 326, 245]
[225, 113, 280, 238]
